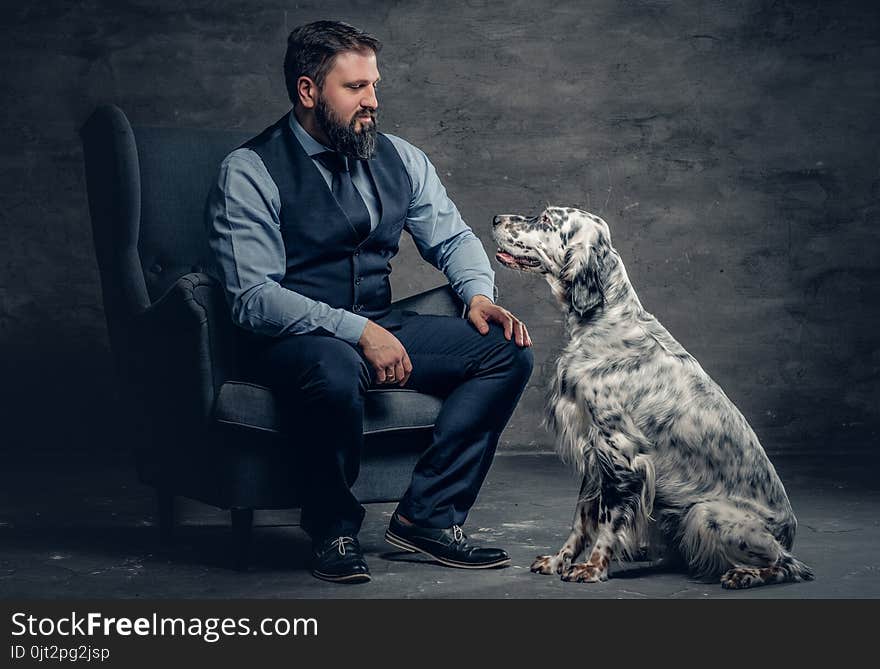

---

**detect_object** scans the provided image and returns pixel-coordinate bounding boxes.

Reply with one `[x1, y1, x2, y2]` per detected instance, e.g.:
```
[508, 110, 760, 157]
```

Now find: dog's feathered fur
[492, 206, 813, 589]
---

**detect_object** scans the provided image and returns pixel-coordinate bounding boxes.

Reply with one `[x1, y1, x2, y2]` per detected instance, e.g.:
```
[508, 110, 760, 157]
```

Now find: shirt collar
[288, 110, 332, 157]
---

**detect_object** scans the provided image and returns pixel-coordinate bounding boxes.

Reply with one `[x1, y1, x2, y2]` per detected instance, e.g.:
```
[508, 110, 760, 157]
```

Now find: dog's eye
[542, 214, 550, 224]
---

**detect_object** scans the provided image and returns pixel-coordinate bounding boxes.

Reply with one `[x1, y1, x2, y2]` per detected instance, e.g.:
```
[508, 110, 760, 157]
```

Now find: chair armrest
[133, 272, 238, 424]
[391, 284, 467, 318]
[132, 279, 471, 428]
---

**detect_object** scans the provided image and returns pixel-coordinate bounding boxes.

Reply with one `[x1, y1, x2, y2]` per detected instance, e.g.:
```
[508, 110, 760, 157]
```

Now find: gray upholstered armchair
[80, 105, 463, 569]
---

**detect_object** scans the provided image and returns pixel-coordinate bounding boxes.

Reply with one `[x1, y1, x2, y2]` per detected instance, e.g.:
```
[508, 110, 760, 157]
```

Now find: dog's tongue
[495, 251, 516, 263]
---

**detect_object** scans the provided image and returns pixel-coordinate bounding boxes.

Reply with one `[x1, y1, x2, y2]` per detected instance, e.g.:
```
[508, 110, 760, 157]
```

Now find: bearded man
[205, 20, 533, 584]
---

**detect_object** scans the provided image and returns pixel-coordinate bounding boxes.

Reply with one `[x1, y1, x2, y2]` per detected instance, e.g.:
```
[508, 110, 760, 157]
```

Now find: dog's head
[492, 206, 614, 315]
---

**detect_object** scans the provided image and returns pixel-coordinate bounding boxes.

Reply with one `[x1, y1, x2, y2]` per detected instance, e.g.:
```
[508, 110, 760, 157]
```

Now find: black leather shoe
[385, 514, 510, 569]
[311, 536, 371, 584]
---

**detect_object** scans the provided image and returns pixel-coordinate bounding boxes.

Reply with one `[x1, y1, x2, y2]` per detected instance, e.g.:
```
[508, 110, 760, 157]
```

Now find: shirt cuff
[461, 282, 496, 307]
[336, 312, 369, 346]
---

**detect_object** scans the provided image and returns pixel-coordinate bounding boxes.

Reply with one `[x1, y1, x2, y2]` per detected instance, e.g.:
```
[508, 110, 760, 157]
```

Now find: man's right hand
[358, 320, 413, 386]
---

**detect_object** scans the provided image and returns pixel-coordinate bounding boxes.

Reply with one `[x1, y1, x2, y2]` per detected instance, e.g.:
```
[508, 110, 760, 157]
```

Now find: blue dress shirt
[205, 112, 495, 345]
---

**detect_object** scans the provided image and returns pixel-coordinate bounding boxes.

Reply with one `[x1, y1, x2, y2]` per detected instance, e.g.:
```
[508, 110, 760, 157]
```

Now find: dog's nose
[492, 215, 502, 227]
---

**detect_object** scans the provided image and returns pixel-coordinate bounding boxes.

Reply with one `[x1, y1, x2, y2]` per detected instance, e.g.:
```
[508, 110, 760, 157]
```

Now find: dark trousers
[248, 313, 533, 541]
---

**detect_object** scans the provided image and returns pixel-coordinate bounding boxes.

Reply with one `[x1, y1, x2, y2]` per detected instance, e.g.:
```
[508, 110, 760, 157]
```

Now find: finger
[470, 311, 490, 335]
[394, 360, 405, 384]
[375, 365, 387, 383]
[504, 314, 514, 341]
[400, 353, 413, 386]
[523, 323, 532, 347]
[515, 320, 525, 347]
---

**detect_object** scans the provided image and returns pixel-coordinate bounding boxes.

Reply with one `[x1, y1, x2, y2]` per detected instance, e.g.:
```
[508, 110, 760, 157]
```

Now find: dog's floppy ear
[564, 245, 605, 315]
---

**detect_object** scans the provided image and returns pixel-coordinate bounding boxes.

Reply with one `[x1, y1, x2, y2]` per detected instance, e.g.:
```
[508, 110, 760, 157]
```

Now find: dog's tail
[777, 553, 815, 583]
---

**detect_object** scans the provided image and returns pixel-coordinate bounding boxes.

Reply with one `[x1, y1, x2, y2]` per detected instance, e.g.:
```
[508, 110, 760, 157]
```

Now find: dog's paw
[531, 555, 561, 575]
[531, 553, 572, 575]
[721, 567, 761, 590]
[561, 563, 608, 583]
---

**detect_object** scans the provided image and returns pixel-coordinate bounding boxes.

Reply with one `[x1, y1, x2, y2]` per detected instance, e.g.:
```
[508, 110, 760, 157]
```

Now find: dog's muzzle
[495, 249, 542, 269]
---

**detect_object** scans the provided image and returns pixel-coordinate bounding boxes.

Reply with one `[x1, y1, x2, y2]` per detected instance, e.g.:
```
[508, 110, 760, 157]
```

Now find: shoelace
[452, 525, 464, 543]
[328, 536, 355, 556]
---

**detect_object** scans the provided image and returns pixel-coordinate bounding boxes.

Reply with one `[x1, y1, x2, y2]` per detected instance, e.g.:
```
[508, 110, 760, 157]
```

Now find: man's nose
[362, 84, 378, 109]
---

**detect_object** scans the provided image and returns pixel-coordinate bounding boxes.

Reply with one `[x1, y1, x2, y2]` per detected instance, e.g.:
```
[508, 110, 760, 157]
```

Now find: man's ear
[297, 76, 319, 109]
[564, 245, 604, 316]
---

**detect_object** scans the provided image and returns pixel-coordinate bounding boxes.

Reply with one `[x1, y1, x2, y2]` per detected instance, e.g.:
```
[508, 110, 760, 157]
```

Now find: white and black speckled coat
[492, 206, 812, 587]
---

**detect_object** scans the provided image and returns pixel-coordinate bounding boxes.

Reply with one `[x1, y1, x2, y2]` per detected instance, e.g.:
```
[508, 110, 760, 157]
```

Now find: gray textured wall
[1, 0, 877, 457]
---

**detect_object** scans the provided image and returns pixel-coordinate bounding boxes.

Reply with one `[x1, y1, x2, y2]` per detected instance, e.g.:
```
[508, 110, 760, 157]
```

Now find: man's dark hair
[284, 20, 382, 105]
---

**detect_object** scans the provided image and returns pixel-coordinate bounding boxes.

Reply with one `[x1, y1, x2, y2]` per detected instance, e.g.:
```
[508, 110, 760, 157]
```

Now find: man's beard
[315, 96, 378, 160]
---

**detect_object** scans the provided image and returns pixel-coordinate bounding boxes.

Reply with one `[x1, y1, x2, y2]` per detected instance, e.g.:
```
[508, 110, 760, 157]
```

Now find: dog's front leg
[532, 488, 598, 575]
[560, 501, 623, 583]
[561, 433, 654, 583]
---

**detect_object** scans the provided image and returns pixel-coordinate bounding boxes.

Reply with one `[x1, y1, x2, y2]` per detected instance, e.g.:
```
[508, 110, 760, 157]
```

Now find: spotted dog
[492, 207, 813, 589]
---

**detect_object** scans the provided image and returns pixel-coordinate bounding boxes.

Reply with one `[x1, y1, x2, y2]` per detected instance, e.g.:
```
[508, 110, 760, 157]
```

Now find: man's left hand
[467, 295, 532, 347]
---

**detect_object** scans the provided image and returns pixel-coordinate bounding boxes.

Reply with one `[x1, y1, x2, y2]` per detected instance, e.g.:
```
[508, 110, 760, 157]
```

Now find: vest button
[353, 304, 361, 312]
[355, 278, 362, 285]
[354, 250, 360, 257]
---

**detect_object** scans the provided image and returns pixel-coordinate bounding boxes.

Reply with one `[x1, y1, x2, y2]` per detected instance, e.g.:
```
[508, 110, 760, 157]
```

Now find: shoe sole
[384, 529, 511, 569]
[311, 569, 372, 584]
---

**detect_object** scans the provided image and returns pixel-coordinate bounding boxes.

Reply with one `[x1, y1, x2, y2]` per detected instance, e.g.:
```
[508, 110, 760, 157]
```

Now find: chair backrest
[80, 105, 253, 319]
[81, 106, 255, 426]
[134, 123, 253, 303]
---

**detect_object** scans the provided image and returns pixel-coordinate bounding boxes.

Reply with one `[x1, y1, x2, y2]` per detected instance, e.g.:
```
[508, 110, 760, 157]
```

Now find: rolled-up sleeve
[205, 149, 367, 344]
[385, 136, 496, 307]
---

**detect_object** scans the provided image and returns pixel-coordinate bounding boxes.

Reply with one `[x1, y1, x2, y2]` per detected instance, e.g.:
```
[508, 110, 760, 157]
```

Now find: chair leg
[157, 489, 175, 545]
[231, 508, 254, 571]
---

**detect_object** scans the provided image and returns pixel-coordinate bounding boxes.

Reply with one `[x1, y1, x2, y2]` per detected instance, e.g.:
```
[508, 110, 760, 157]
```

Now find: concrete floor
[1, 452, 878, 599]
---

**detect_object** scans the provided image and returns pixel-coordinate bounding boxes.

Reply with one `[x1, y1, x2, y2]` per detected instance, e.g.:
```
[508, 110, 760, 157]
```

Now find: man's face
[314, 49, 380, 159]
